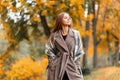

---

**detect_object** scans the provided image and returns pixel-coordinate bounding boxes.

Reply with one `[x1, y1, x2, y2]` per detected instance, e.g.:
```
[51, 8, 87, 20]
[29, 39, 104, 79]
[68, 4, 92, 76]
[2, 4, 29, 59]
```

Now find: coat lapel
[54, 28, 74, 52]
[55, 29, 69, 52]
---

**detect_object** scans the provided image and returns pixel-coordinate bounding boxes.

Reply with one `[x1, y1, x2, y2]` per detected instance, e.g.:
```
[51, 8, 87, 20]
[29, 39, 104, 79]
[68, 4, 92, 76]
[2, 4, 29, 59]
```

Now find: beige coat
[45, 28, 84, 80]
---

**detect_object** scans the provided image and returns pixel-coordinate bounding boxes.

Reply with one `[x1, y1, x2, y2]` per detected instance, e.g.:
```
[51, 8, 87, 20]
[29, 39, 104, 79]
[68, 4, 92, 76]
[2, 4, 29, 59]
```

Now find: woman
[45, 12, 85, 80]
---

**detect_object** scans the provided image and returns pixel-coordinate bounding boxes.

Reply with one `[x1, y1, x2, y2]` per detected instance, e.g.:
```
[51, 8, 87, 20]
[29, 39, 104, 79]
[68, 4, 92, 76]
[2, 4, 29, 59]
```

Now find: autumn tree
[0, 0, 86, 79]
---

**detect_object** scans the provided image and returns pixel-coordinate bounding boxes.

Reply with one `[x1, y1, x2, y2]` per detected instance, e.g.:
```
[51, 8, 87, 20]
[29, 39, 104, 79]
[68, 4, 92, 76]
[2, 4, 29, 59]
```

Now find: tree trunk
[92, 0, 100, 68]
[101, 5, 113, 66]
[106, 31, 112, 66]
[40, 14, 50, 38]
[92, 18, 98, 68]
[115, 41, 119, 66]
[83, 21, 90, 67]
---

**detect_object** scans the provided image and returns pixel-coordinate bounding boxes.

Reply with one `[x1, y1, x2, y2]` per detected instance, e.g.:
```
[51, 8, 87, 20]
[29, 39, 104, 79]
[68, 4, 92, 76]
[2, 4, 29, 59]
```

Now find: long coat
[45, 27, 85, 80]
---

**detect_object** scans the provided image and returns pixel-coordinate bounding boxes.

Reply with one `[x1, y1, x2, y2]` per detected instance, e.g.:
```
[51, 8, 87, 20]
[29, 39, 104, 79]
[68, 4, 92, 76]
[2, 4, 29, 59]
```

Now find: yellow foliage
[59, 3, 67, 10]
[32, 14, 41, 22]
[2, 23, 18, 44]
[35, 0, 40, 4]
[70, 0, 84, 6]
[30, 77, 42, 80]
[71, 10, 78, 17]
[1, 1, 9, 7]
[73, 20, 80, 28]
[74, 25, 85, 37]
[20, 0, 26, 5]
[41, 10, 47, 16]
[35, 0, 45, 4]
[78, 6, 84, 16]
[85, 30, 93, 37]
[0, 6, 3, 12]
[48, 1, 55, 6]
[0, 0, 2, 3]
[9, 4, 16, 12]
[87, 14, 94, 21]
[88, 45, 94, 58]
[48, 20, 54, 27]
[39, 35, 47, 44]
[6, 57, 48, 80]
[0, 63, 3, 75]
[3, 23, 10, 31]
[80, 14, 88, 21]
[102, 23, 111, 31]
[105, 0, 112, 3]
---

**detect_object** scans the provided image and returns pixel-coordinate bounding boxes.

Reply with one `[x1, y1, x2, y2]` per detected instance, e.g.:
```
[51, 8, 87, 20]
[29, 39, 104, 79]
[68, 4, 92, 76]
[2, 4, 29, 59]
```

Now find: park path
[94, 66, 120, 80]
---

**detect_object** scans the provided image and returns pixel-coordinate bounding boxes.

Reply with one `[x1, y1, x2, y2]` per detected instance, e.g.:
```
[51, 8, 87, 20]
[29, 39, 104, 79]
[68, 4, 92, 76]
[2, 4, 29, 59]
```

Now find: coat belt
[58, 52, 69, 79]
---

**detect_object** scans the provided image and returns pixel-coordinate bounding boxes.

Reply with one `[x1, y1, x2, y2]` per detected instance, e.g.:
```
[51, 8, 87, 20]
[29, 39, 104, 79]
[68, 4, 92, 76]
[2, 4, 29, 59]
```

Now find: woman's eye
[64, 17, 67, 19]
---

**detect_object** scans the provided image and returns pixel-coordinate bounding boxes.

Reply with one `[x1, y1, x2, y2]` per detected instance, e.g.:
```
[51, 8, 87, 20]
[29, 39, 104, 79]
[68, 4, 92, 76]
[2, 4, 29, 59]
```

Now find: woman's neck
[61, 26, 69, 36]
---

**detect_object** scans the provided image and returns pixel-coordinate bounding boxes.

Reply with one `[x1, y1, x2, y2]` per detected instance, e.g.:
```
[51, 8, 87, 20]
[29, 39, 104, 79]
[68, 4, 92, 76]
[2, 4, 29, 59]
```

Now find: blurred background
[0, 0, 120, 80]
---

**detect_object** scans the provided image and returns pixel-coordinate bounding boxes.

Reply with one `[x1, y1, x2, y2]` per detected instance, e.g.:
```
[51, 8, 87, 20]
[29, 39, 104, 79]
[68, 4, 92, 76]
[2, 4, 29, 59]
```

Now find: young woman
[45, 12, 85, 80]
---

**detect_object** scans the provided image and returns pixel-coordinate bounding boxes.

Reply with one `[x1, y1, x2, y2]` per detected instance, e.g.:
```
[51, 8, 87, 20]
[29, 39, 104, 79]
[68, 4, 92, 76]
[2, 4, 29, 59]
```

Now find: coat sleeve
[75, 31, 85, 66]
[45, 33, 56, 59]
[77, 31, 85, 56]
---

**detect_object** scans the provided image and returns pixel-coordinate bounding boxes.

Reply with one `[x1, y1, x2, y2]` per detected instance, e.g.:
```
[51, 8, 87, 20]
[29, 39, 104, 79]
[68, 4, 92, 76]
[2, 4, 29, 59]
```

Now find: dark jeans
[62, 71, 69, 80]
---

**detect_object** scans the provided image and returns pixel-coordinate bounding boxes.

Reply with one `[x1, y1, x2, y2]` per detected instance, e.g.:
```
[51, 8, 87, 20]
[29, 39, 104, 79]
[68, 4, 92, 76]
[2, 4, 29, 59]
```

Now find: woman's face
[62, 13, 71, 26]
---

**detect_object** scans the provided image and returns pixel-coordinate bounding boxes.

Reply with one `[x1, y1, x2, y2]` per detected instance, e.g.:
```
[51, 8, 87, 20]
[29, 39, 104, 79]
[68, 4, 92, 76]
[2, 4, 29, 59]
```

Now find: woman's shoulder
[49, 31, 58, 40]
[50, 31, 58, 37]
[49, 32, 55, 40]
[71, 28, 80, 33]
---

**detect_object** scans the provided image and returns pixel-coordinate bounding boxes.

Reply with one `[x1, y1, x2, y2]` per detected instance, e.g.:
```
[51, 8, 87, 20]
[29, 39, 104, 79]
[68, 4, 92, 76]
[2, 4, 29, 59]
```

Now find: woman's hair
[52, 12, 73, 33]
